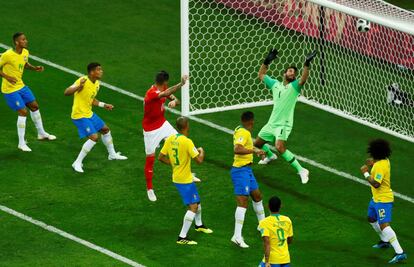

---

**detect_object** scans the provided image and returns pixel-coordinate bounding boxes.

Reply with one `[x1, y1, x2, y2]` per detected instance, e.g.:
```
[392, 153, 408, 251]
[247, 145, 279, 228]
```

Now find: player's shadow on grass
[204, 158, 414, 243]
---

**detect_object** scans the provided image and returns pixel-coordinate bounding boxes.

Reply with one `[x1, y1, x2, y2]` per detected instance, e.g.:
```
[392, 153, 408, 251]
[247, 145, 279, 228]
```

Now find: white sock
[382, 226, 404, 254]
[234, 207, 247, 238]
[75, 139, 97, 164]
[195, 204, 202, 226]
[252, 200, 266, 222]
[17, 116, 27, 145]
[179, 210, 196, 238]
[30, 110, 46, 136]
[370, 222, 387, 242]
[101, 131, 116, 156]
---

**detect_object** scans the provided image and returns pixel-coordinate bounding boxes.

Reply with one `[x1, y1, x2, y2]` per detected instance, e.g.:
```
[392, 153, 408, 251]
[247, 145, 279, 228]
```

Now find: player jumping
[259, 196, 293, 267]
[143, 71, 189, 202]
[360, 139, 407, 264]
[64, 63, 127, 173]
[255, 48, 317, 184]
[231, 111, 266, 248]
[0, 32, 56, 152]
[159, 117, 213, 245]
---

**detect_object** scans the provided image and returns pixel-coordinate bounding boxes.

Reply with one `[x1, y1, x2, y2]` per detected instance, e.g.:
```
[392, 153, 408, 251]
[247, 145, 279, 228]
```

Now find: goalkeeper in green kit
[254, 49, 317, 184]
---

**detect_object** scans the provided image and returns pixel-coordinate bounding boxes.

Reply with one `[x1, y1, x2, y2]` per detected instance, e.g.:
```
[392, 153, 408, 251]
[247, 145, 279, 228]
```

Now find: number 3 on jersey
[172, 148, 180, 165]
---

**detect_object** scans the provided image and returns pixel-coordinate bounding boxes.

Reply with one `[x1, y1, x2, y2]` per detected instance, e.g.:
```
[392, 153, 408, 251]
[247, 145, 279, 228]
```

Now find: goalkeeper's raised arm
[299, 50, 317, 86]
[258, 48, 278, 81]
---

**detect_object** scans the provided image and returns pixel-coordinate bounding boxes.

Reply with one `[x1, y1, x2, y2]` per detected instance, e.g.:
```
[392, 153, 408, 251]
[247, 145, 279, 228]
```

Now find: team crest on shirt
[238, 137, 244, 142]
[193, 194, 197, 200]
[23, 56, 28, 62]
[245, 186, 249, 193]
[16, 101, 20, 107]
[86, 127, 91, 133]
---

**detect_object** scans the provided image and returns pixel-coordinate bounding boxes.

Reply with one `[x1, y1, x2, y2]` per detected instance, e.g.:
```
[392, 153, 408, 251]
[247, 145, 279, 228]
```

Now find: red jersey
[143, 85, 166, 131]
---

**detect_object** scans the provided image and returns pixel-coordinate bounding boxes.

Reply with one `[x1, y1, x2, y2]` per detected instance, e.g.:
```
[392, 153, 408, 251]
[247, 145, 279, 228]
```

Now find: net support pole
[319, 5, 326, 87]
[181, 0, 190, 116]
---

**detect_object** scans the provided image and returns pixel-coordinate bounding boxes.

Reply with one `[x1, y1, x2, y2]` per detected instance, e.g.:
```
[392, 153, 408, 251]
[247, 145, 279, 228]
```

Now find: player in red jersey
[143, 71, 189, 201]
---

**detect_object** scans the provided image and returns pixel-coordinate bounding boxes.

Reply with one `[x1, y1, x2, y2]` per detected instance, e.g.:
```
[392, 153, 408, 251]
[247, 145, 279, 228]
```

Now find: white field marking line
[1, 43, 413, 205]
[0, 205, 145, 267]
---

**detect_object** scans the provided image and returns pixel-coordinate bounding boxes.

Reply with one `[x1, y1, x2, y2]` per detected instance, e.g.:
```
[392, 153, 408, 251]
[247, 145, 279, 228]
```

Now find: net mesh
[187, 0, 414, 140]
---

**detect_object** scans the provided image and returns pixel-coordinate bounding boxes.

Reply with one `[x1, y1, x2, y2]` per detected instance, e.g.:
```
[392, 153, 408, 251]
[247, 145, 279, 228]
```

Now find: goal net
[181, 0, 414, 142]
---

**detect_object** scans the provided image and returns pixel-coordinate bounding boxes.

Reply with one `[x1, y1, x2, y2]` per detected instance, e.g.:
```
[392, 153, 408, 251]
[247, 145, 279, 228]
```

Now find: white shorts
[143, 120, 177, 155]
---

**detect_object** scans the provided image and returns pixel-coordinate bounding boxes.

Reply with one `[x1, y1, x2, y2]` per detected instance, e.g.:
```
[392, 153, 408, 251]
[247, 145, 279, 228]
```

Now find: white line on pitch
[1, 42, 412, 204]
[0, 205, 145, 267]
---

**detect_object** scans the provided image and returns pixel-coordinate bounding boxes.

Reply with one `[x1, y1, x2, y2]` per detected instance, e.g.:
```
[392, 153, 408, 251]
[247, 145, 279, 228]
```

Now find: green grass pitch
[0, 1, 413, 266]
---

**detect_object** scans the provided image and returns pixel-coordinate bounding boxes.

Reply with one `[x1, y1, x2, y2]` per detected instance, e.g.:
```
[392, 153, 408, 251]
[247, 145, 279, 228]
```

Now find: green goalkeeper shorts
[258, 124, 292, 143]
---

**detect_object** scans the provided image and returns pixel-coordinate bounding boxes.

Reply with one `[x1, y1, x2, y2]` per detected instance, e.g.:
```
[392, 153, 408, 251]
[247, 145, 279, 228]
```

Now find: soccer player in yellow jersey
[159, 117, 212, 245]
[231, 111, 266, 248]
[64, 63, 127, 173]
[360, 139, 407, 264]
[259, 196, 293, 267]
[0, 32, 56, 152]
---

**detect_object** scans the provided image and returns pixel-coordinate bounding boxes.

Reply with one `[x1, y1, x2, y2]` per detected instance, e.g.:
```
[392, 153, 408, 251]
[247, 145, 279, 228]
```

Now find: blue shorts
[72, 113, 105, 138]
[174, 182, 200, 205]
[231, 166, 259, 196]
[367, 199, 393, 224]
[3, 86, 36, 111]
[259, 262, 290, 267]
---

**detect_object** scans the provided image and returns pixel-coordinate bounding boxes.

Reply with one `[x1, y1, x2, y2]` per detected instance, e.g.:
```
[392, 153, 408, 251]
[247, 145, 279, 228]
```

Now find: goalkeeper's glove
[263, 48, 278, 66]
[304, 50, 317, 67]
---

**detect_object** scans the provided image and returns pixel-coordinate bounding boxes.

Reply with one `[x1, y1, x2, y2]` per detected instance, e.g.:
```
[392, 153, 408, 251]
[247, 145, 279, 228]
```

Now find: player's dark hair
[241, 111, 254, 122]
[87, 62, 101, 73]
[155, 70, 169, 84]
[269, 196, 281, 212]
[284, 65, 298, 73]
[367, 139, 391, 160]
[13, 32, 24, 43]
[176, 116, 189, 131]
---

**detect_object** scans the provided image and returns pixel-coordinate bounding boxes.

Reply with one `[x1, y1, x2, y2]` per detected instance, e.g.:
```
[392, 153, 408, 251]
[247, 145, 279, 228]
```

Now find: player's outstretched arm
[25, 62, 44, 72]
[299, 50, 317, 86]
[158, 152, 170, 165]
[92, 99, 114, 111]
[64, 78, 86, 96]
[234, 144, 265, 157]
[258, 48, 278, 81]
[167, 94, 180, 108]
[158, 75, 189, 98]
[194, 147, 205, 164]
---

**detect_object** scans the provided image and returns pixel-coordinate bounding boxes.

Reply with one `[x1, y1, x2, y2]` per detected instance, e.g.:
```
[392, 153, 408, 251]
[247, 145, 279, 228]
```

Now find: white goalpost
[181, 0, 414, 142]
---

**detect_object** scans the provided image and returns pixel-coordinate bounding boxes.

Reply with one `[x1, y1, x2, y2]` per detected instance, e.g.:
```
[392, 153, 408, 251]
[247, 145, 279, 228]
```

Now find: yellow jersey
[259, 214, 293, 264]
[160, 134, 199, 184]
[233, 126, 253, 167]
[71, 76, 100, 119]
[0, 48, 29, 94]
[371, 159, 393, 203]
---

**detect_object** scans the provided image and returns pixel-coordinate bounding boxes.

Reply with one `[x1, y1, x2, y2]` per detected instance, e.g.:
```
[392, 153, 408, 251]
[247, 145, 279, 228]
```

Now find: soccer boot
[72, 161, 84, 173]
[388, 253, 407, 264]
[299, 168, 309, 184]
[147, 189, 157, 202]
[372, 240, 391, 249]
[231, 236, 249, 248]
[18, 143, 32, 152]
[195, 225, 213, 234]
[38, 132, 57, 141]
[108, 152, 128, 160]
[176, 237, 197, 245]
[258, 153, 277, 165]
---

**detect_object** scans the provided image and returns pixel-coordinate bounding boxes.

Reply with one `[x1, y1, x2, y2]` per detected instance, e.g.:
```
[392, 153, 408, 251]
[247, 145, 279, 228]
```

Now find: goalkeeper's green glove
[304, 50, 317, 67]
[263, 48, 278, 66]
